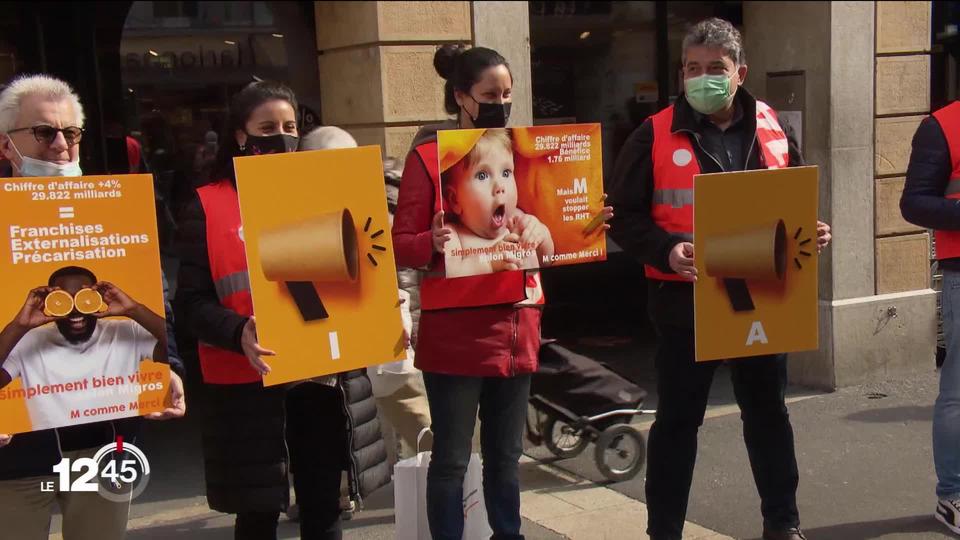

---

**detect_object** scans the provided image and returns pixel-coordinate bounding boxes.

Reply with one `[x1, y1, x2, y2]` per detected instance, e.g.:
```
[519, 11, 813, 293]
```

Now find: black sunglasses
[7, 125, 84, 146]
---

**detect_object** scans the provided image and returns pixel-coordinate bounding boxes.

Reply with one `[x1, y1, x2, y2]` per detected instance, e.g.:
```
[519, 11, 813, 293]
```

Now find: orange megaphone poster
[694, 166, 820, 362]
[234, 146, 405, 386]
[0, 174, 171, 434]
[437, 124, 606, 277]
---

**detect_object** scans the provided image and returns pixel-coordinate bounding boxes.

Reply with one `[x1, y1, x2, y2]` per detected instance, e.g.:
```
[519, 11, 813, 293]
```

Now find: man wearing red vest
[901, 102, 960, 535]
[609, 18, 830, 540]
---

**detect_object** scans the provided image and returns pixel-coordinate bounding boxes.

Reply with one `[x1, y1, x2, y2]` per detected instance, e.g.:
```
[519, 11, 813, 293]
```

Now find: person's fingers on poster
[16, 286, 61, 329]
[93, 281, 138, 317]
[816, 221, 832, 253]
[431, 211, 452, 253]
[601, 193, 614, 231]
[241, 317, 275, 376]
[669, 242, 698, 281]
[491, 232, 522, 272]
[515, 214, 552, 250]
[146, 371, 186, 420]
[0, 434, 12, 448]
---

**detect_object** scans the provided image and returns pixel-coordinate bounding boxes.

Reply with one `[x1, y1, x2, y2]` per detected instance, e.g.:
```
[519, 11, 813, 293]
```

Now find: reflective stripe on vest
[195, 180, 261, 384]
[932, 101, 960, 260]
[412, 141, 530, 310]
[644, 100, 790, 282]
[214, 271, 251, 303]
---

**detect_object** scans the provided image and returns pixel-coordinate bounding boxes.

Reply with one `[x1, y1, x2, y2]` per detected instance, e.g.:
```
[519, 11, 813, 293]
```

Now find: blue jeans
[936, 269, 960, 499]
[422, 372, 531, 540]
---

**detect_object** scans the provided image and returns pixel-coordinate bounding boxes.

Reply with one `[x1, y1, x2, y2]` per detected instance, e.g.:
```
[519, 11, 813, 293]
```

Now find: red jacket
[392, 128, 541, 378]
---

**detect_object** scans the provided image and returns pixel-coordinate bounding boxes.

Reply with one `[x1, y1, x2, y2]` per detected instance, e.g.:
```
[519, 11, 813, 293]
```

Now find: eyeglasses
[7, 125, 84, 146]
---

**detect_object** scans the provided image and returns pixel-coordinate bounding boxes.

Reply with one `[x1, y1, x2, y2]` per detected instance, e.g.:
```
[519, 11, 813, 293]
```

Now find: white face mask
[9, 138, 82, 177]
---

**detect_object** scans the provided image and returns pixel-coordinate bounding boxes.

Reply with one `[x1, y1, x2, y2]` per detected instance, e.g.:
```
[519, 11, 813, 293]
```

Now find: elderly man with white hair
[0, 74, 185, 540]
[0, 74, 85, 177]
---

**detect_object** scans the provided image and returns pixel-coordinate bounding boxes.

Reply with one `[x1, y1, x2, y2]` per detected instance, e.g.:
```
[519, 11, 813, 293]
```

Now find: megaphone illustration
[702, 220, 786, 312]
[259, 209, 358, 321]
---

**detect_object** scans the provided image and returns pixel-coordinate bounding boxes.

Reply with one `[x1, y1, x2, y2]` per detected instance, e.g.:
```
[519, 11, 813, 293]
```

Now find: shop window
[154, 2, 198, 19]
[933, 1, 960, 111]
[120, 1, 320, 254]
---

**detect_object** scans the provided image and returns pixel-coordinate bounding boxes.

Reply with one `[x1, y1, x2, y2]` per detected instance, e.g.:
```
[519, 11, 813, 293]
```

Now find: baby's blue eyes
[474, 169, 512, 181]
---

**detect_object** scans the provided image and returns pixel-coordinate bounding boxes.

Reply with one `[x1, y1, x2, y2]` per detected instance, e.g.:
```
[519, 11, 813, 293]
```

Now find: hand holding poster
[0, 174, 171, 434]
[694, 166, 819, 362]
[437, 124, 606, 278]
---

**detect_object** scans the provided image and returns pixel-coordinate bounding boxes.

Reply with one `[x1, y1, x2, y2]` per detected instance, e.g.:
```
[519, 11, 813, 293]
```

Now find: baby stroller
[527, 342, 653, 482]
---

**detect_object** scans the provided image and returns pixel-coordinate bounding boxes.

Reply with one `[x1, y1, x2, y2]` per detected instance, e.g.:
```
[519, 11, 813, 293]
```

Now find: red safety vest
[195, 180, 262, 384]
[932, 101, 960, 260]
[645, 100, 790, 281]
[413, 141, 532, 310]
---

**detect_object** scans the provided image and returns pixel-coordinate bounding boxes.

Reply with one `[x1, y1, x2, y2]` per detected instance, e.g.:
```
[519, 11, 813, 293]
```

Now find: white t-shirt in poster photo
[1, 319, 157, 430]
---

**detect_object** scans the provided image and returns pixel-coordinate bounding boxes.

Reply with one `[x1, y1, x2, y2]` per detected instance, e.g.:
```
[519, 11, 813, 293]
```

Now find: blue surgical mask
[10, 139, 82, 177]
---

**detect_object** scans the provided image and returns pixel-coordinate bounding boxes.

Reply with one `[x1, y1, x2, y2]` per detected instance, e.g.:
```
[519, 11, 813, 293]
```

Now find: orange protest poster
[0, 174, 170, 434]
[234, 146, 405, 386]
[437, 124, 606, 277]
[694, 166, 819, 362]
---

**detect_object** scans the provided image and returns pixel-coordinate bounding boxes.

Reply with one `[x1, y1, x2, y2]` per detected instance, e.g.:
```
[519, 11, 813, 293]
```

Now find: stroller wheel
[594, 424, 645, 482]
[543, 416, 589, 459]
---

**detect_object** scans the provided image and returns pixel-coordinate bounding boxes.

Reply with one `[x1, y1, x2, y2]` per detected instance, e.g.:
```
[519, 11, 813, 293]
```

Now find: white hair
[300, 126, 358, 151]
[0, 74, 85, 134]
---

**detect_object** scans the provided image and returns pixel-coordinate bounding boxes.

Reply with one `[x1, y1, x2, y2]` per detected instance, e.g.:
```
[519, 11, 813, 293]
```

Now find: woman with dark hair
[392, 45, 602, 540]
[175, 81, 388, 540]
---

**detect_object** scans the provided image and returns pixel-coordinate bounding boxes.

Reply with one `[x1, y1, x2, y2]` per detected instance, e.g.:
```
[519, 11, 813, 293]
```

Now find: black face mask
[242, 133, 299, 156]
[464, 96, 511, 129]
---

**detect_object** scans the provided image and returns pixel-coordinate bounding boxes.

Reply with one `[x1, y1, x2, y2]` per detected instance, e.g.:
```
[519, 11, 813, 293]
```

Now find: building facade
[0, 1, 947, 390]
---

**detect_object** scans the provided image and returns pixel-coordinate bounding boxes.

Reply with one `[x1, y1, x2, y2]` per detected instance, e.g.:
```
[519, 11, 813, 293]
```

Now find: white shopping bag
[394, 429, 493, 540]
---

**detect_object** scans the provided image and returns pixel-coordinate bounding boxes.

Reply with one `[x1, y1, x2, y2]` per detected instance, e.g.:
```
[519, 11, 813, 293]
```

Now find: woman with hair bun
[391, 44, 534, 540]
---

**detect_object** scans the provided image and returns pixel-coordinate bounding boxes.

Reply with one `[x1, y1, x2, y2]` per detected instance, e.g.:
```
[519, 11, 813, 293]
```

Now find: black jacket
[900, 114, 960, 269]
[174, 186, 389, 512]
[608, 89, 804, 328]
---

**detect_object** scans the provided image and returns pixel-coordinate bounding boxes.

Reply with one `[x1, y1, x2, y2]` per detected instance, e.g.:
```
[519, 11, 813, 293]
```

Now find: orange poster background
[693, 166, 819, 362]
[235, 147, 405, 386]
[438, 124, 606, 276]
[0, 174, 168, 433]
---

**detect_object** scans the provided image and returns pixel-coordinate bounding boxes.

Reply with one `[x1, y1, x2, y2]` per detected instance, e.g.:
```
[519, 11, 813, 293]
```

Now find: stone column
[314, 1, 471, 159]
[744, 1, 937, 389]
[314, 1, 533, 160]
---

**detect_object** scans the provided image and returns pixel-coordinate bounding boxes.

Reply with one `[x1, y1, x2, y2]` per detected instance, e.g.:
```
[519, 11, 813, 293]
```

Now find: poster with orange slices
[234, 146, 405, 386]
[0, 174, 171, 434]
[437, 124, 606, 278]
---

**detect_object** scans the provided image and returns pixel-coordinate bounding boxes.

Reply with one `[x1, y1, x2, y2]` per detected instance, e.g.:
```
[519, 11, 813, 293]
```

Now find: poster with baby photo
[437, 124, 606, 278]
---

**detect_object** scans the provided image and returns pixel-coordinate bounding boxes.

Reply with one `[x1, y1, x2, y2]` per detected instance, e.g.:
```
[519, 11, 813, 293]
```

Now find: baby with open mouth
[441, 129, 554, 277]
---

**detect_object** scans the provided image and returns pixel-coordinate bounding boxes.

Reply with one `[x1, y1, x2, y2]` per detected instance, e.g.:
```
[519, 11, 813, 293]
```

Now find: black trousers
[645, 321, 800, 540]
[236, 383, 348, 540]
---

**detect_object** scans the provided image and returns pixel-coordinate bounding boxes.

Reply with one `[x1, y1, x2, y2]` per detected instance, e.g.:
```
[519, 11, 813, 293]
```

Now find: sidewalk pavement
[66, 415, 731, 540]
[47, 337, 958, 540]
